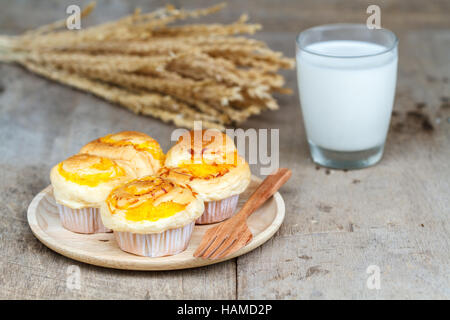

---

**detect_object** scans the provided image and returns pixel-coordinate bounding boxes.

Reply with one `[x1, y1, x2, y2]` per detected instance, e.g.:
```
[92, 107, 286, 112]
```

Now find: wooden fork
[194, 168, 292, 260]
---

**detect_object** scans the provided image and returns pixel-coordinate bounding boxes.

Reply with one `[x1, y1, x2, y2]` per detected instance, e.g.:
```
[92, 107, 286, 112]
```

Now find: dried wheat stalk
[0, 3, 294, 129]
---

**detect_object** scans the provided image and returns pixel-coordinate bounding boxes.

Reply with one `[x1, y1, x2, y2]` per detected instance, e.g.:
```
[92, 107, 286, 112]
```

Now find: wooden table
[0, 0, 449, 299]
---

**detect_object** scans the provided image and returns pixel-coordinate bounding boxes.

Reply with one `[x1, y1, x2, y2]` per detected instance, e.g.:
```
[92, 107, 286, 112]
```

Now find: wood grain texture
[0, 0, 449, 299]
[194, 169, 290, 259]
[27, 178, 285, 270]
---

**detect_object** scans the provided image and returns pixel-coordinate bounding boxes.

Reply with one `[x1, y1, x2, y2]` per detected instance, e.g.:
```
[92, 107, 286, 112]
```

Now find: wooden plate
[27, 176, 285, 270]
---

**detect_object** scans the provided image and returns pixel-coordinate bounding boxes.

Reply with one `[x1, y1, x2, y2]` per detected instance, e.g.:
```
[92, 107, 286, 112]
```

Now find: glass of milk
[296, 24, 398, 169]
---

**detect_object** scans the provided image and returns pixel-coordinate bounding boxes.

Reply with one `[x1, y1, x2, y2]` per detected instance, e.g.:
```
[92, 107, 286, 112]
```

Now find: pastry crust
[50, 154, 137, 209]
[164, 130, 251, 201]
[165, 129, 237, 166]
[158, 163, 250, 202]
[79, 131, 164, 177]
[100, 176, 204, 233]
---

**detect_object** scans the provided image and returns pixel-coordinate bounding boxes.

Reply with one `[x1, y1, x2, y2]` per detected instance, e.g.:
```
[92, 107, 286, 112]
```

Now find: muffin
[163, 129, 251, 224]
[50, 154, 137, 234]
[101, 176, 204, 257]
[79, 131, 164, 177]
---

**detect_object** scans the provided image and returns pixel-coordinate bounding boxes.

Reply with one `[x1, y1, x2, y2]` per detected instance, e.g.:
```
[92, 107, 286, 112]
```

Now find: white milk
[297, 40, 397, 152]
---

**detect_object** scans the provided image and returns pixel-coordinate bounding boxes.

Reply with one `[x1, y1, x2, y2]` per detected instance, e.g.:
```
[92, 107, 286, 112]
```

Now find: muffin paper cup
[57, 204, 111, 234]
[196, 194, 240, 225]
[114, 222, 194, 257]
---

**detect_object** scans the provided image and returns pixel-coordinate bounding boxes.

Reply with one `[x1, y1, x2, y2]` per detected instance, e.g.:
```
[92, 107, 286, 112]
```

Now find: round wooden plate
[27, 176, 285, 270]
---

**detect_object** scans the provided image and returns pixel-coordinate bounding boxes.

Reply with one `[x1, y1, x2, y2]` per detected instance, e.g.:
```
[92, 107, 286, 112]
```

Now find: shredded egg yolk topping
[58, 157, 125, 187]
[107, 177, 188, 222]
[118, 200, 186, 222]
[179, 151, 238, 179]
[176, 131, 239, 178]
[100, 135, 165, 164]
[179, 162, 236, 178]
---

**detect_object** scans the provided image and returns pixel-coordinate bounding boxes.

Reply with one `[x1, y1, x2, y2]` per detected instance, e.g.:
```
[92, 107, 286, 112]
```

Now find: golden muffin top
[50, 154, 137, 209]
[101, 175, 204, 233]
[165, 129, 242, 179]
[97, 131, 165, 163]
[57, 154, 126, 187]
[79, 131, 165, 177]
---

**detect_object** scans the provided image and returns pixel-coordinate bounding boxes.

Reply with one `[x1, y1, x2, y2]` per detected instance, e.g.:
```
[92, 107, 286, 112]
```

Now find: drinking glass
[296, 24, 398, 169]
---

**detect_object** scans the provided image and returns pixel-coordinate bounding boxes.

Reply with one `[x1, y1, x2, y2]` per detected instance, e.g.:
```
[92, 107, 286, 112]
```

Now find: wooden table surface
[0, 0, 449, 299]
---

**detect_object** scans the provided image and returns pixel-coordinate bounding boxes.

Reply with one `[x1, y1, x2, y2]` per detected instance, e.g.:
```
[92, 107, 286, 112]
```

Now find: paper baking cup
[196, 194, 239, 225]
[57, 204, 111, 234]
[114, 222, 194, 257]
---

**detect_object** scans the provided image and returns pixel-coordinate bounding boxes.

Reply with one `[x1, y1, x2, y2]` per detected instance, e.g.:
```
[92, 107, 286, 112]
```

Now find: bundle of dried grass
[0, 3, 294, 129]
